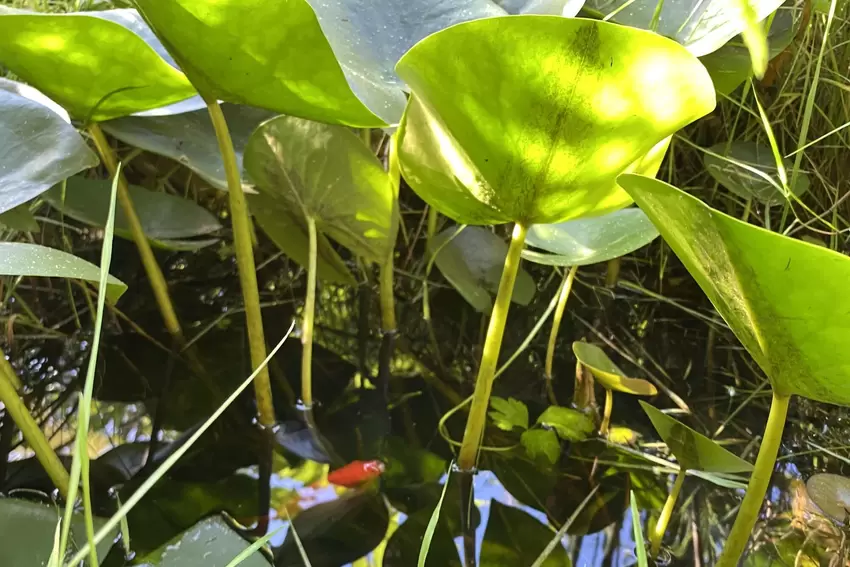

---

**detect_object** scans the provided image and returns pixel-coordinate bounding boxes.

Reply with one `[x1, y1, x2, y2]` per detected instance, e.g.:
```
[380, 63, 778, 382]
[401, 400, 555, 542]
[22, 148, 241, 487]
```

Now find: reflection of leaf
[521, 429, 560, 464]
[481, 500, 570, 566]
[572, 342, 657, 395]
[490, 397, 529, 432]
[537, 406, 594, 441]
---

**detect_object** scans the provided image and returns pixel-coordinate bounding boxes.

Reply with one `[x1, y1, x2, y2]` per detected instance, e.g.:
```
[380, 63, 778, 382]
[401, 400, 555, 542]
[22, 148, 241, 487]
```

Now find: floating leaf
[396, 16, 715, 226]
[640, 401, 753, 473]
[704, 141, 809, 205]
[134, 0, 385, 127]
[430, 226, 536, 313]
[572, 342, 656, 395]
[523, 208, 659, 267]
[0, 242, 126, 301]
[806, 474, 850, 523]
[244, 115, 394, 264]
[0, 203, 39, 232]
[44, 177, 221, 241]
[619, 173, 850, 405]
[0, 9, 196, 121]
[537, 406, 594, 441]
[480, 500, 571, 566]
[521, 429, 560, 465]
[0, 80, 98, 215]
[490, 397, 530, 432]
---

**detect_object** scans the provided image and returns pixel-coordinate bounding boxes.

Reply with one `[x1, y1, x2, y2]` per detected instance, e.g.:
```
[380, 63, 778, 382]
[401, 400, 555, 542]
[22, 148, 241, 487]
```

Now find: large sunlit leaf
[0, 242, 126, 301]
[536, 406, 594, 441]
[523, 208, 659, 266]
[619, 173, 850, 405]
[244, 115, 394, 264]
[0, 9, 196, 121]
[396, 16, 714, 226]
[573, 342, 657, 395]
[704, 141, 809, 205]
[430, 226, 536, 313]
[0, 80, 98, 215]
[639, 401, 753, 473]
[480, 500, 571, 566]
[583, 0, 785, 58]
[134, 0, 385, 127]
[806, 473, 850, 523]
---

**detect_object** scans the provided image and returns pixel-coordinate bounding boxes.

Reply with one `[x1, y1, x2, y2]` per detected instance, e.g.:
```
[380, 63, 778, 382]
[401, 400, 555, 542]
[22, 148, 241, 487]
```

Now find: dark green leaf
[573, 342, 657, 395]
[806, 473, 850, 523]
[490, 397, 530, 432]
[0, 203, 39, 232]
[537, 406, 594, 441]
[481, 500, 570, 566]
[521, 429, 560, 465]
[383, 509, 462, 567]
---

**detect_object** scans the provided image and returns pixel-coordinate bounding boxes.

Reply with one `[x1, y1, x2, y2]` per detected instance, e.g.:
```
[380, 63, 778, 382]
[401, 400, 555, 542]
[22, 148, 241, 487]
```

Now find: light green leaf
[0, 203, 39, 232]
[619, 173, 850, 404]
[733, 0, 769, 77]
[396, 16, 714, 225]
[244, 115, 394, 265]
[806, 474, 850, 523]
[0, 79, 98, 215]
[0, 242, 126, 301]
[134, 0, 385, 127]
[704, 141, 809, 206]
[639, 401, 753, 473]
[430, 226, 536, 313]
[573, 341, 657, 395]
[489, 397, 530, 432]
[537, 406, 594, 441]
[521, 429, 560, 465]
[481, 500, 571, 566]
[0, 10, 196, 121]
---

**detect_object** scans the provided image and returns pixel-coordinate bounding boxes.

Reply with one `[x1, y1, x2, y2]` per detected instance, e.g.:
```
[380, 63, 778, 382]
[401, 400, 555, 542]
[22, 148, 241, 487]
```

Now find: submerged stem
[600, 388, 613, 437]
[544, 266, 578, 404]
[301, 216, 318, 407]
[650, 470, 686, 557]
[717, 392, 790, 567]
[457, 223, 528, 472]
[206, 100, 276, 426]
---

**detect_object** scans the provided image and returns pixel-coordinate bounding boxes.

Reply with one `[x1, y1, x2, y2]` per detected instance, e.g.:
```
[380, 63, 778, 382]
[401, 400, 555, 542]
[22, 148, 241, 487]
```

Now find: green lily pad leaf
[0, 242, 126, 301]
[639, 401, 753, 473]
[44, 176, 221, 241]
[481, 500, 571, 566]
[134, 0, 385, 127]
[103, 104, 275, 192]
[0, 203, 39, 232]
[619, 173, 850, 404]
[537, 406, 594, 441]
[0, 80, 99, 215]
[0, 10, 196, 121]
[135, 516, 270, 567]
[806, 473, 850, 523]
[490, 397, 530, 432]
[244, 115, 394, 265]
[573, 341, 657, 395]
[0, 497, 117, 566]
[430, 226, 536, 313]
[521, 428, 560, 464]
[396, 16, 715, 226]
[704, 141, 809, 206]
[524, 208, 659, 267]
[583, 0, 785, 58]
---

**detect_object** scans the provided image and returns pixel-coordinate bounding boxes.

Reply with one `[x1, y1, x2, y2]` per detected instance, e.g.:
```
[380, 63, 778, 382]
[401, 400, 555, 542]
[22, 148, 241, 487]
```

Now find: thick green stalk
[650, 470, 685, 556]
[206, 100, 276, 426]
[717, 392, 790, 567]
[544, 266, 578, 404]
[457, 223, 528, 471]
[0, 350, 69, 497]
[301, 216, 318, 407]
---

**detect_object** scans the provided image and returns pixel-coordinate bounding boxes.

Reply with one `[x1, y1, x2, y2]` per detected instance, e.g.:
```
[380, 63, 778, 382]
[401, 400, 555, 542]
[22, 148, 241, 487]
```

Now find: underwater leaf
[572, 342, 657, 395]
[44, 177, 221, 241]
[521, 429, 561, 465]
[0, 243, 126, 301]
[639, 401, 753, 473]
[134, 0, 384, 127]
[619, 173, 850, 405]
[806, 473, 850, 523]
[704, 141, 809, 205]
[524, 208, 659, 267]
[0, 80, 99, 215]
[481, 500, 570, 566]
[430, 226, 536, 313]
[0, 9, 196, 121]
[0, 203, 39, 232]
[537, 406, 594, 441]
[244, 115, 394, 264]
[490, 397, 530, 432]
[396, 16, 715, 225]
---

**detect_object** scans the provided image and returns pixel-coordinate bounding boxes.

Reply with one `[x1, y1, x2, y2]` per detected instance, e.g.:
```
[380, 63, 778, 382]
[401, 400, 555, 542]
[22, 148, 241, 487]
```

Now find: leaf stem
[206, 100, 276, 427]
[650, 469, 685, 557]
[457, 222, 528, 471]
[302, 216, 318, 407]
[717, 392, 790, 567]
[544, 265, 578, 404]
[600, 388, 613, 437]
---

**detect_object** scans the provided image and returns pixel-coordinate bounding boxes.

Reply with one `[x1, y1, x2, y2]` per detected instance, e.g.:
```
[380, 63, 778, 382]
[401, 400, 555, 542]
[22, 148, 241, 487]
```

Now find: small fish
[326, 460, 385, 488]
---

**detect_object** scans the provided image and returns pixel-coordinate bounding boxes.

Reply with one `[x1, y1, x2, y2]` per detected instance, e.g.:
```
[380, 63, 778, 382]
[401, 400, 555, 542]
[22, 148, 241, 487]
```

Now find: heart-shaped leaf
[490, 397, 530, 432]
[619, 173, 850, 404]
[0, 79, 98, 215]
[523, 208, 659, 266]
[639, 401, 753, 473]
[481, 500, 571, 566]
[396, 16, 715, 226]
[537, 406, 594, 441]
[0, 242, 126, 301]
[244, 115, 395, 265]
[704, 141, 809, 205]
[430, 226, 536, 313]
[806, 473, 850, 523]
[573, 341, 657, 395]
[0, 204, 39, 232]
[134, 0, 385, 127]
[0, 9, 196, 121]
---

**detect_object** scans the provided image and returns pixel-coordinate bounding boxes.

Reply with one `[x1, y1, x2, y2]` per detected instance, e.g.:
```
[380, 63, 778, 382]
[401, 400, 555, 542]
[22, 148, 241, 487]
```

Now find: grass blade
[631, 490, 649, 567]
[224, 525, 286, 567]
[530, 484, 600, 567]
[280, 506, 312, 567]
[733, 0, 769, 78]
[418, 463, 453, 567]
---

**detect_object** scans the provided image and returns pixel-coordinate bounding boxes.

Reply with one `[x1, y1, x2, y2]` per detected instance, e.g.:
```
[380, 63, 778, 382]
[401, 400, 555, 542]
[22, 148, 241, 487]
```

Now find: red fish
[326, 460, 385, 488]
